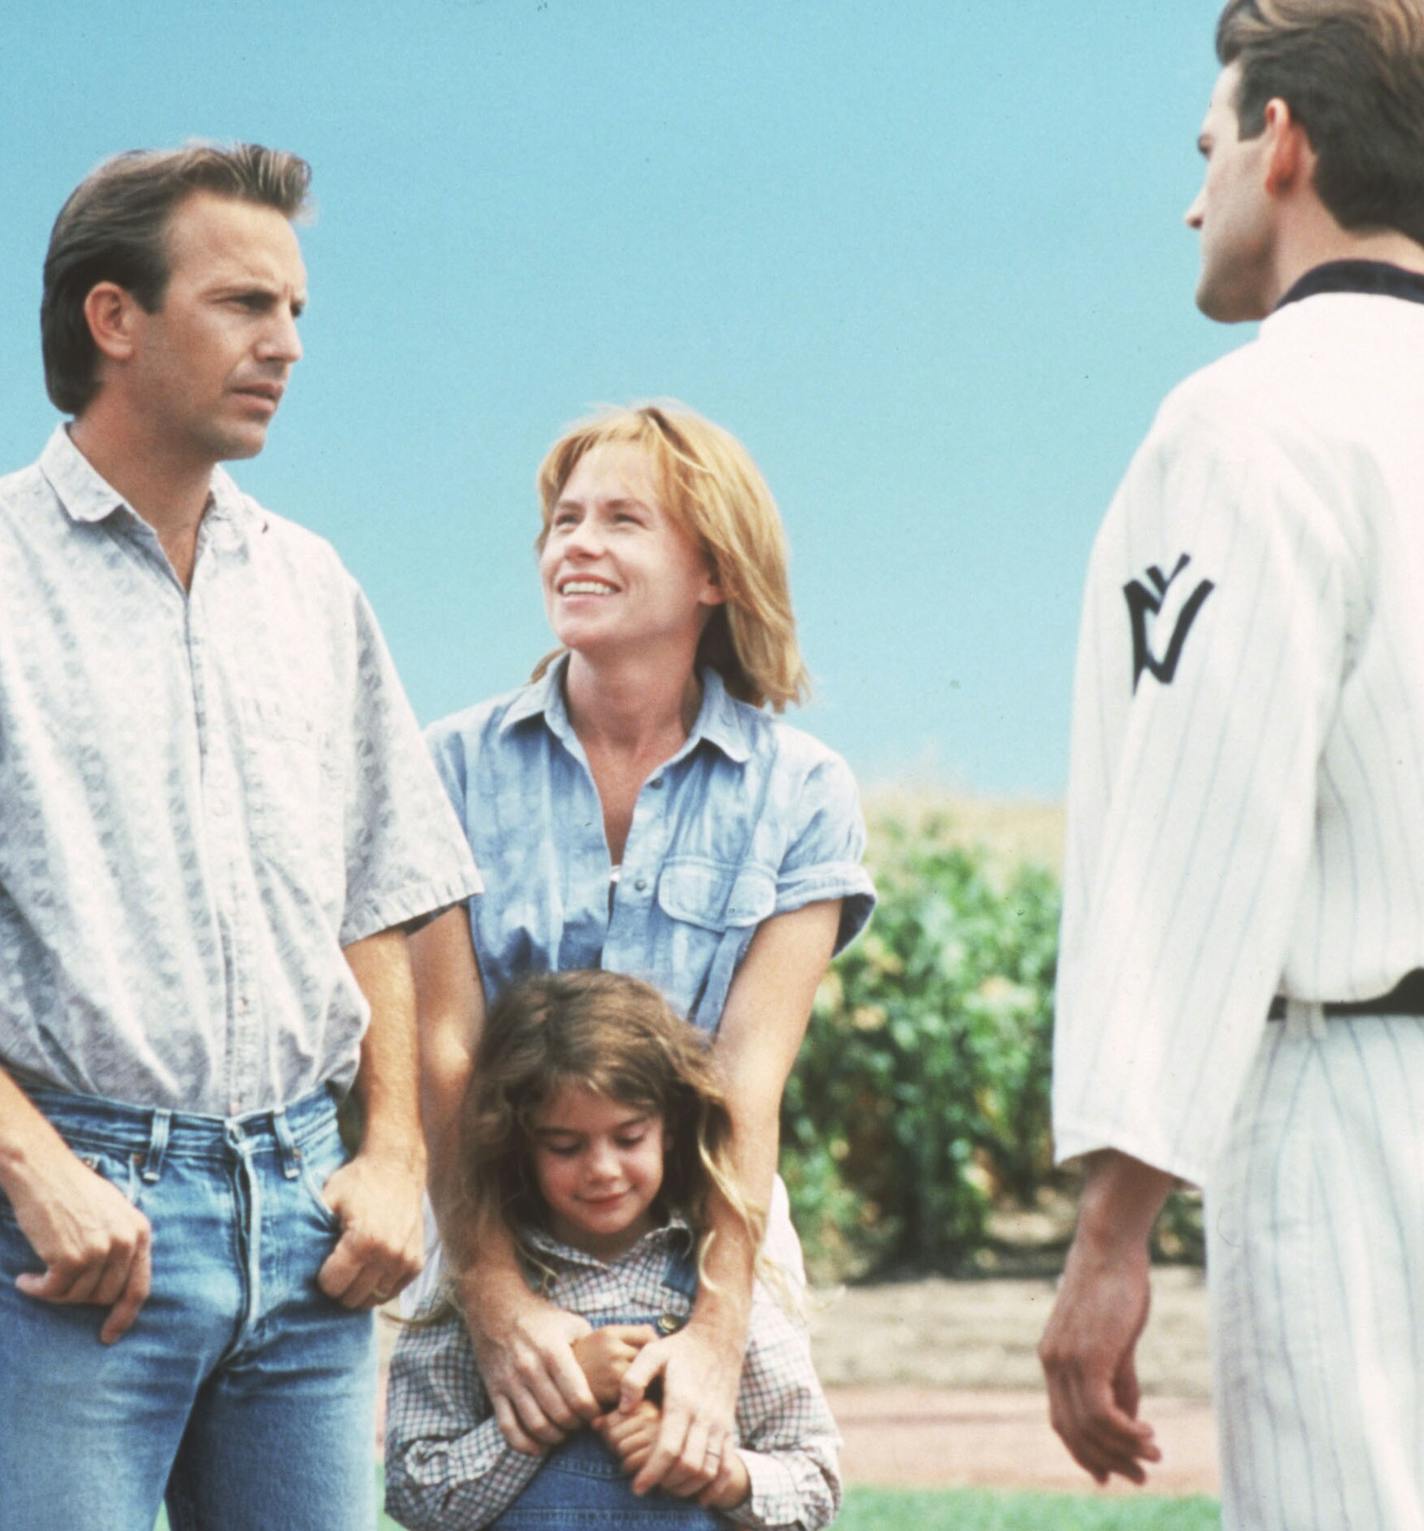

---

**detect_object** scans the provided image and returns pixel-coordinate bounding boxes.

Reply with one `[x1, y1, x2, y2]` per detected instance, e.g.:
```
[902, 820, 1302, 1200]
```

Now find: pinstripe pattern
[1055, 292, 1424, 1184]
[1209, 1016, 1424, 1529]
[1054, 284, 1424, 1524]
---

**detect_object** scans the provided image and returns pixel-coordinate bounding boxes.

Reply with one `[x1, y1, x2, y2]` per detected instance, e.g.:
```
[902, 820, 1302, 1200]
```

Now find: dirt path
[378, 1267, 1217, 1496]
[808, 1267, 1216, 1495]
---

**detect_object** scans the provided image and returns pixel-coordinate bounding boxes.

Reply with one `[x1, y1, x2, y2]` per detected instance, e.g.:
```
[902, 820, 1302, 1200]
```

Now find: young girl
[384, 970, 842, 1529]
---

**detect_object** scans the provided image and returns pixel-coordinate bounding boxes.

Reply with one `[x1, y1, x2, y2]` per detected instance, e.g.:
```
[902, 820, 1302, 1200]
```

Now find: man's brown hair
[1216, 0, 1424, 244]
[41, 143, 311, 416]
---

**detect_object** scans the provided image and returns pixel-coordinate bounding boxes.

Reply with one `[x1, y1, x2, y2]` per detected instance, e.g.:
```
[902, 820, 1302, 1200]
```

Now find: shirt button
[657, 1311, 683, 1334]
[650, 777, 664, 790]
[634, 878, 648, 893]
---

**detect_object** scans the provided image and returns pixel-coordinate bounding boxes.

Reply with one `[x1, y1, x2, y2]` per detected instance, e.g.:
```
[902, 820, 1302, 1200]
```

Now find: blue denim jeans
[0, 1085, 376, 1530]
[491, 1251, 724, 1528]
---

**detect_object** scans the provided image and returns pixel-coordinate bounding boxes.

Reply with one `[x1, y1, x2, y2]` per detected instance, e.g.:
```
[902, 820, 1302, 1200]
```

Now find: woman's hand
[616, 1314, 745, 1496]
[464, 1277, 601, 1454]
[572, 1323, 657, 1409]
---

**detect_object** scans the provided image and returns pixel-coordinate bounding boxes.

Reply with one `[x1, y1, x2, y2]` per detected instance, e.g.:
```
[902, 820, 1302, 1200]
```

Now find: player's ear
[82, 282, 143, 364]
[1262, 97, 1312, 198]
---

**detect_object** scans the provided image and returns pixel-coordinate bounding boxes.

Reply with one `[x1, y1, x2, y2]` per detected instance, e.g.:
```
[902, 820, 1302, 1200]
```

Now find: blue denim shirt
[427, 658, 874, 1030]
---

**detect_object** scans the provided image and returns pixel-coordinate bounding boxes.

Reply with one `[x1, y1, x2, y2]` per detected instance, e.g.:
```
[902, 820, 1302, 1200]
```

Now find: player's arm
[316, 926, 427, 1308]
[1045, 405, 1349, 1482]
[618, 899, 842, 1497]
[412, 906, 599, 1452]
[0, 1065, 151, 1342]
[1038, 1150, 1174, 1484]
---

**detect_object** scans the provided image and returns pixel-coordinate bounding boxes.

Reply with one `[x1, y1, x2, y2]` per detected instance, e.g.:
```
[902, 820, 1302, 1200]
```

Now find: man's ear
[82, 281, 143, 364]
[1262, 97, 1313, 198]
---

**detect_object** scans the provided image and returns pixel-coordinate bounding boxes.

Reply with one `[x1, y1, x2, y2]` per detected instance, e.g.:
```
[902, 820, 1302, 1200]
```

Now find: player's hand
[573, 1324, 657, 1409]
[315, 1150, 425, 1309]
[593, 1397, 662, 1475]
[9, 1140, 152, 1343]
[617, 1317, 743, 1496]
[1038, 1230, 1161, 1485]
[467, 1287, 599, 1454]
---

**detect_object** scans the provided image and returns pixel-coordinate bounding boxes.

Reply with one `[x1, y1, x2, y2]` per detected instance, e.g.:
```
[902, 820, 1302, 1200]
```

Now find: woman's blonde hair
[451, 970, 765, 1292]
[532, 402, 809, 711]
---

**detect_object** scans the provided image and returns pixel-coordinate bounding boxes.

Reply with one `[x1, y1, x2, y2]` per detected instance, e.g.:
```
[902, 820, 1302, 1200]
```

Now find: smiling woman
[400, 400, 875, 1515]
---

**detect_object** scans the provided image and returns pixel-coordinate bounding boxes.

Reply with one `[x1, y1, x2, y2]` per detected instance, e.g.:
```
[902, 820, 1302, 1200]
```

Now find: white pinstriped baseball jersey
[1053, 269, 1424, 1187]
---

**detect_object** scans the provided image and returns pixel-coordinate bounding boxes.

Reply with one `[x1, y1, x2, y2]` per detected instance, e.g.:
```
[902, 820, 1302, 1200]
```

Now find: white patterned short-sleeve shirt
[0, 427, 481, 1115]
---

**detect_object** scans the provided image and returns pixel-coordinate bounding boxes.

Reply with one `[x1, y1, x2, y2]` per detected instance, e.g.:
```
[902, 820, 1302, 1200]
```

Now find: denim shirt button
[649, 777, 664, 789]
[657, 1310, 683, 1334]
[634, 878, 648, 893]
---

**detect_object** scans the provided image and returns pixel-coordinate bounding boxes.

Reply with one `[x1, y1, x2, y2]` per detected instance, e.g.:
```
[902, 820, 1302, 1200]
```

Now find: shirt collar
[499, 652, 753, 765]
[38, 425, 267, 537]
[1274, 259, 1424, 312]
[523, 1214, 695, 1273]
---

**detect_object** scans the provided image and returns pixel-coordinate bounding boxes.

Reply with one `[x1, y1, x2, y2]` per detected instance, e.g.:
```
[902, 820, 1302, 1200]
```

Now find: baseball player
[1039, 2, 1424, 1526]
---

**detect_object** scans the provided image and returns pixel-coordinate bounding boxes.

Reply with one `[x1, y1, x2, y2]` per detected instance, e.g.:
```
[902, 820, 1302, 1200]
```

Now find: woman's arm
[619, 898, 843, 1497]
[412, 907, 599, 1452]
[706, 1299, 843, 1530]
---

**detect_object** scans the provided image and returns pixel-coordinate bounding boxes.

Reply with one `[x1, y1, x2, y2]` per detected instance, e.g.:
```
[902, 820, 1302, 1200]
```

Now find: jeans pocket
[295, 1138, 346, 1234]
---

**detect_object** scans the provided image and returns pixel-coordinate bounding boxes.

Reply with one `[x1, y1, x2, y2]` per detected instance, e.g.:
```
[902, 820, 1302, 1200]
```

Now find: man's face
[1185, 62, 1277, 322]
[120, 191, 307, 465]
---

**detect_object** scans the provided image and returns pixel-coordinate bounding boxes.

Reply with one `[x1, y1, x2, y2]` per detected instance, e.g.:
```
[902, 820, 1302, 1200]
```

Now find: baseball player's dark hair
[41, 143, 312, 417]
[1216, 0, 1424, 245]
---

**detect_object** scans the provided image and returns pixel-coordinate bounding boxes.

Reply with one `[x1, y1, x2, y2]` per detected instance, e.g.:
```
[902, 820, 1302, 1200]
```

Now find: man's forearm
[344, 927, 425, 1166]
[1074, 1149, 1176, 1253]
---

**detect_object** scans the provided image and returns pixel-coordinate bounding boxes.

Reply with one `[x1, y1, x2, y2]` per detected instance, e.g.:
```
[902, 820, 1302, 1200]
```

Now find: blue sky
[2, 0, 1237, 796]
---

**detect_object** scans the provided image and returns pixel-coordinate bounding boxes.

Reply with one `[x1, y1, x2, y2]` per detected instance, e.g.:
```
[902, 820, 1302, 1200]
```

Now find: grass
[837, 1487, 1219, 1529]
[158, 1480, 1219, 1529]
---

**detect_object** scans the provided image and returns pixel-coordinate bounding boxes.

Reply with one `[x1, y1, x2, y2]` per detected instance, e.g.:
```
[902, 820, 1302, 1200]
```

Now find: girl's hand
[617, 1318, 743, 1496]
[593, 1398, 662, 1475]
[464, 1280, 600, 1454]
[572, 1324, 657, 1409]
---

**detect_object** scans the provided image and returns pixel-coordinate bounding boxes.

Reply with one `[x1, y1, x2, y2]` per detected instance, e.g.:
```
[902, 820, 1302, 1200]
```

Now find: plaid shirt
[385, 1221, 842, 1529]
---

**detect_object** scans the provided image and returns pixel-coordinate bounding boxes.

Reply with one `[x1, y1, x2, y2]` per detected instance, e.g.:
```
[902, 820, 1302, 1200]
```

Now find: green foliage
[782, 812, 1062, 1278]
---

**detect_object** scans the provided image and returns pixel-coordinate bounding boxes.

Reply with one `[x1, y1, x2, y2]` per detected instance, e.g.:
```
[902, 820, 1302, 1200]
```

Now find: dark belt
[1267, 968, 1424, 1021]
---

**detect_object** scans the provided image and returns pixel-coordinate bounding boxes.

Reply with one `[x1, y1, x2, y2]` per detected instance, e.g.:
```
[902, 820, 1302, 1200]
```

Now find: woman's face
[539, 441, 723, 663]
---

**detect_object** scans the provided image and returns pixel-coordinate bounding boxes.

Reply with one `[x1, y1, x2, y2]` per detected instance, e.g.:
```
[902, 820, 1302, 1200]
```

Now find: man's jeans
[0, 1085, 376, 1530]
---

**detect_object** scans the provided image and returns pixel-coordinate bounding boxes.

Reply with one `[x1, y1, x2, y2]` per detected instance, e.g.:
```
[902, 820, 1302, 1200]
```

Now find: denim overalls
[491, 1250, 726, 1527]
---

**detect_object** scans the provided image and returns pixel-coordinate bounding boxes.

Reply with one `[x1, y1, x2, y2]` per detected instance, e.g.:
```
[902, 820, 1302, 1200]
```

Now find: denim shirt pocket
[656, 859, 776, 1030]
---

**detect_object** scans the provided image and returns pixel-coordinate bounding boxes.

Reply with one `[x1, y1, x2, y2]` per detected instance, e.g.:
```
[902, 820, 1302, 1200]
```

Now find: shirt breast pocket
[655, 858, 776, 1028]
[237, 696, 343, 896]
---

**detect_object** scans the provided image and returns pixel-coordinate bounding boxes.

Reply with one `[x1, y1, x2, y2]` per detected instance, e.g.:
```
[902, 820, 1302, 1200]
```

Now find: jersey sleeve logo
[1122, 554, 1215, 691]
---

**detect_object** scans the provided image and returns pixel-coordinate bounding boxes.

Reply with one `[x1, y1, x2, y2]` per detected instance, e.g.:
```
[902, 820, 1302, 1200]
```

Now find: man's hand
[1038, 1150, 1174, 1485]
[593, 1398, 662, 1477]
[8, 1142, 151, 1343]
[315, 1150, 424, 1309]
[573, 1324, 657, 1409]
[466, 1282, 600, 1454]
[617, 1316, 743, 1497]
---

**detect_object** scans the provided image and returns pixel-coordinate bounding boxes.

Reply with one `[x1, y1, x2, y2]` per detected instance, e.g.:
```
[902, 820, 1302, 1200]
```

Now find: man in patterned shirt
[0, 145, 480, 1528]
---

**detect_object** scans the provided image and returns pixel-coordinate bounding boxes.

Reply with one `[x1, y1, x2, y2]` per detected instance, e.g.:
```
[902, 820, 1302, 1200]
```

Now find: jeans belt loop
[270, 1104, 301, 1181]
[141, 1108, 172, 1184]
